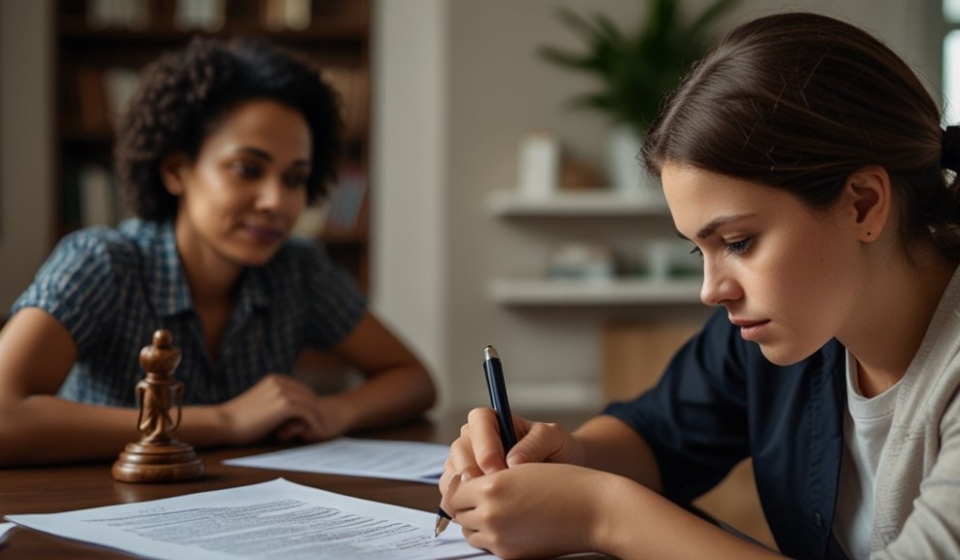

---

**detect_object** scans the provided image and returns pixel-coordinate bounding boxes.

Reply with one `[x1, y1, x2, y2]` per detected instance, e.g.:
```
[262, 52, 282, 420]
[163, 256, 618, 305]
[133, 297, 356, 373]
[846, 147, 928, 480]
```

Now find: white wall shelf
[489, 277, 704, 306]
[487, 190, 669, 217]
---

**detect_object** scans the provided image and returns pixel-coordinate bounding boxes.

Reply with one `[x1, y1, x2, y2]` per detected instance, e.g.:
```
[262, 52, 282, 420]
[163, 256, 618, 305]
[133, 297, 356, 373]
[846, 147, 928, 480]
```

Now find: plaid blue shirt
[12, 219, 366, 407]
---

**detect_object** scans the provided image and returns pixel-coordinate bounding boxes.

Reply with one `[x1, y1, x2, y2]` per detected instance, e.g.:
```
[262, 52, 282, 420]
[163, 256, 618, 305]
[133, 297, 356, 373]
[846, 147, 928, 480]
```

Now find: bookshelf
[53, 0, 373, 292]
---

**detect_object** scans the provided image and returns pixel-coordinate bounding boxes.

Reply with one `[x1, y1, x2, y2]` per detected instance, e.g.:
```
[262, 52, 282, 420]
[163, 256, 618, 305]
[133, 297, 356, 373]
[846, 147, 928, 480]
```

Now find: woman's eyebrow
[234, 146, 310, 168]
[676, 213, 758, 241]
[234, 146, 272, 161]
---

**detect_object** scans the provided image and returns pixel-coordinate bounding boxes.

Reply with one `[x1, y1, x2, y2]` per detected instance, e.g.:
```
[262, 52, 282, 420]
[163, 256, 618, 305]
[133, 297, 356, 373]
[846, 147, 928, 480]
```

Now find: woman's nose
[700, 259, 741, 306]
[254, 178, 284, 212]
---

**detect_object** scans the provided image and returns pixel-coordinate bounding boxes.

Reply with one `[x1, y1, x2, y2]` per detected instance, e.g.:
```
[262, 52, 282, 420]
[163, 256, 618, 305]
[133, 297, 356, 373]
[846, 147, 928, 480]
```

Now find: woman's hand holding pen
[444, 461, 615, 559]
[440, 407, 605, 557]
[441, 407, 585, 483]
[439, 408, 595, 553]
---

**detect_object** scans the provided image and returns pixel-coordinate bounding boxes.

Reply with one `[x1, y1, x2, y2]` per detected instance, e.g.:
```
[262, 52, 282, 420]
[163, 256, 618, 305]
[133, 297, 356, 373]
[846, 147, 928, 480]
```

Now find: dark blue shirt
[604, 308, 847, 559]
[12, 219, 367, 407]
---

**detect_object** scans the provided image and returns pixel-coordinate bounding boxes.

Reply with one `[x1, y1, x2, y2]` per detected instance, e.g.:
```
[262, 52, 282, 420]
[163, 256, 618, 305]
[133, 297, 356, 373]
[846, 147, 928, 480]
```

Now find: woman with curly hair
[441, 12, 960, 560]
[0, 37, 436, 466]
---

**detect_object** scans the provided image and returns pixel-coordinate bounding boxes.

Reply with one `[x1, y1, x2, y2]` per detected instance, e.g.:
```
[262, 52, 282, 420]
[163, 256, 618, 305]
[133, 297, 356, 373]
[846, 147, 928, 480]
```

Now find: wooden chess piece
[112, 329, 204, 483]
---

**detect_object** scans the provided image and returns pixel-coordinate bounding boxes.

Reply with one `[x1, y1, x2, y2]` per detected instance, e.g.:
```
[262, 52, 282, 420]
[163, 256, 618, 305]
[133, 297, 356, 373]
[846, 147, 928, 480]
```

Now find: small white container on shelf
[606, 124, 667, 208]
[516, 131, 560, 199]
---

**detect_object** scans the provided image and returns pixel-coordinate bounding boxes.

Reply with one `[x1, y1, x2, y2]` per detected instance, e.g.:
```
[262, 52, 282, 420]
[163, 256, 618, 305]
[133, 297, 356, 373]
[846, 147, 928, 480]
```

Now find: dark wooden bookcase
[52, 0, 372, 293]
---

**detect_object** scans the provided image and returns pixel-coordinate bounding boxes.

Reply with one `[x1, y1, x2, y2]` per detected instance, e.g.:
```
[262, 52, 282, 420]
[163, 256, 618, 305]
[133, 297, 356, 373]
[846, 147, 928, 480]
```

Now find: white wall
[0, 0, 52, 311]
[370, 0, 450, 411]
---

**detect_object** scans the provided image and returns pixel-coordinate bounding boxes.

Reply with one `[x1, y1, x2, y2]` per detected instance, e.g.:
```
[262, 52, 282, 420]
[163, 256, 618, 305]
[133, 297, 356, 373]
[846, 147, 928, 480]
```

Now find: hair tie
[942, 126, 960, 171]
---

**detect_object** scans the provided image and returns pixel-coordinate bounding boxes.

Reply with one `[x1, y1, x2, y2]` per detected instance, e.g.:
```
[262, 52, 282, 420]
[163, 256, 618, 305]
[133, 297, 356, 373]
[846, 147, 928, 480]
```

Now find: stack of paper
[5, 479, 494, 560]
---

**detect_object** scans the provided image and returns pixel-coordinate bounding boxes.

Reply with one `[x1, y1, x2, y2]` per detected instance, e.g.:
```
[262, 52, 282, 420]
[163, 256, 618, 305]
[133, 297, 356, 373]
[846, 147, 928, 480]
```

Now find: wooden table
[0, 409, 596, 559]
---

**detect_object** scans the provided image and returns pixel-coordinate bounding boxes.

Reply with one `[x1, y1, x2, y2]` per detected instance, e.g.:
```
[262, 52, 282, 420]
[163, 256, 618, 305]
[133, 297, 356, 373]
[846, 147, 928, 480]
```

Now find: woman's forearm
[328, 365, 436, 432]
[0, 395, 228, 467]
[575, 414, 663, 491]
[593, 475, 782, 560]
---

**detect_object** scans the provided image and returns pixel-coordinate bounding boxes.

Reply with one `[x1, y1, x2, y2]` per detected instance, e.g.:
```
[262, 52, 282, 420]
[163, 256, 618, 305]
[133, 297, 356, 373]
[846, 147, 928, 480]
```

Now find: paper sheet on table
[4, 478, 495, 560]
[223, 438, 448, 483]
[0, 522, 14, 543]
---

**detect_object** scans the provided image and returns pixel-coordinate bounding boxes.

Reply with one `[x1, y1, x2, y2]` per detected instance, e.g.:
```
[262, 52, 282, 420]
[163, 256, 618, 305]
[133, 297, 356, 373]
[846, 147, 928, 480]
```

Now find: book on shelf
[86, 0, 150, 30]
[78, 164, 117, 228]
[262, 0, 285, 31]
[62, 161, 123, 232]
[262, 0, 312, 31]
[76, 66, 109, 131]
[284, 0, 312, 30]
[174, 0, 226, 31]
[323, 170, 367, 237]
[74, 67, 139, 131]
[102, 68, 139, 125]
[292, 204, 332, 239]
[322, 66, 369, 140]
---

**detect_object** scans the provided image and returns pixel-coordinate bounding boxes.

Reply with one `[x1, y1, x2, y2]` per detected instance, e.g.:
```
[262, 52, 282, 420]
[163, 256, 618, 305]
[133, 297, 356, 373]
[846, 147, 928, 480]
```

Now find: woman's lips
[243, 225, 284, 243]
[731, 318, 771, 341]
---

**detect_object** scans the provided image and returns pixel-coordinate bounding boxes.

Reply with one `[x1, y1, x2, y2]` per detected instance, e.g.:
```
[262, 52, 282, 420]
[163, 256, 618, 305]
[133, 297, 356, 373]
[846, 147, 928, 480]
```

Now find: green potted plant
[539, 0, 737, 198]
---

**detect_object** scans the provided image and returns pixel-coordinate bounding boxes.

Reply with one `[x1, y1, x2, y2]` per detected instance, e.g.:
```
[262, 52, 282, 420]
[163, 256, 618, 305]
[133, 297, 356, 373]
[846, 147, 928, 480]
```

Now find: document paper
[223, 438, 448, 483]
[0, 522, 13, 543]
[5, 478, 494, 560]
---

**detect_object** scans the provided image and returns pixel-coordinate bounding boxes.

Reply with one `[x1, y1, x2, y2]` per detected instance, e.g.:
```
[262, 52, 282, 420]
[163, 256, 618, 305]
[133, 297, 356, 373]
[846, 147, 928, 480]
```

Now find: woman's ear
[159, 153, 190, 196]
[843, 166, 892, 243]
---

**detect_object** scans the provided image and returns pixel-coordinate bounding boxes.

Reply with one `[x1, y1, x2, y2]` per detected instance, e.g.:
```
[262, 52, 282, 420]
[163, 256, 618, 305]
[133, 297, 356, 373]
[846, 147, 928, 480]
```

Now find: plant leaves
[538, 0, 740, 132]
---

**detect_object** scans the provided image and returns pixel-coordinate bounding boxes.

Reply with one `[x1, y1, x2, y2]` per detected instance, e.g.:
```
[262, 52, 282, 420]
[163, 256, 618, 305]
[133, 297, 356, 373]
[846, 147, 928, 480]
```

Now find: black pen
[435, 345, 516, 537]
[482, 345, 517, 451]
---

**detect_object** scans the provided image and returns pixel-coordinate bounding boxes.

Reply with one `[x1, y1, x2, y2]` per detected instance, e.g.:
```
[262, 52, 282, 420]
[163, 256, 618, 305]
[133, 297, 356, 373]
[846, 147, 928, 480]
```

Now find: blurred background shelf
[487, 189, 669, 217]
[488, 277, 703, 306]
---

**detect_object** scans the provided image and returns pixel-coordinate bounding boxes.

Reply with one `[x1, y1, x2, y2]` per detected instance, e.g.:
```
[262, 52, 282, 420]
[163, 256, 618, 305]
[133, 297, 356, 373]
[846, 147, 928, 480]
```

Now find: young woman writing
[440, 12, 960, 560]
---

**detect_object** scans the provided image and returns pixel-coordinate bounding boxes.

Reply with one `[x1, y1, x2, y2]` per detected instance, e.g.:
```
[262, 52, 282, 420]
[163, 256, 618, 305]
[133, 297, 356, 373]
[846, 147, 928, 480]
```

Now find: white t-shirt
[833, 350, 902, 560]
